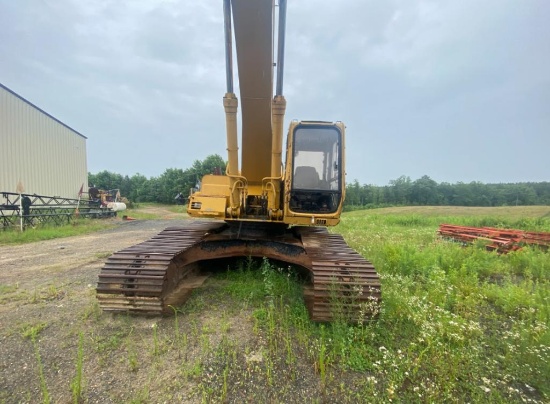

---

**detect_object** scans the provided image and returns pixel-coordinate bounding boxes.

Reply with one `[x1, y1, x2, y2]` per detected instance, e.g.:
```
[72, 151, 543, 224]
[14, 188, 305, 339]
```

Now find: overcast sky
[1, 0, 548, 185]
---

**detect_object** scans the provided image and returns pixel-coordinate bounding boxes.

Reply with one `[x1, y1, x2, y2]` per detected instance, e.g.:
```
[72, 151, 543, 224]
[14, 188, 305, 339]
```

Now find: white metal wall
[0, 84, 88, 199]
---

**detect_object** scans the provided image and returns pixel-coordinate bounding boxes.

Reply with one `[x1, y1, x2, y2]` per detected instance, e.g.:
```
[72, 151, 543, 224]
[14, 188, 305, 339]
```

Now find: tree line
[345, 175, 550, 209]
[89, 157, 549, 207]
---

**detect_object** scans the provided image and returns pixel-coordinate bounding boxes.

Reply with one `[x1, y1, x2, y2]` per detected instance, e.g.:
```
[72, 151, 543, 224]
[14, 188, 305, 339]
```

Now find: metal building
[0, 82, 88, 199]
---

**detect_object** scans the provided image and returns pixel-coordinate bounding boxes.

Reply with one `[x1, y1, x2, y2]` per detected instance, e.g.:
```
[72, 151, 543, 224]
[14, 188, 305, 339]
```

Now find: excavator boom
[231, 0, 274, 182]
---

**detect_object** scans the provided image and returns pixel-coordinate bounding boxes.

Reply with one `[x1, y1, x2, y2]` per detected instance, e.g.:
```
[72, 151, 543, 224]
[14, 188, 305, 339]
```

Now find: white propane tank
[107, 202, 127, 212]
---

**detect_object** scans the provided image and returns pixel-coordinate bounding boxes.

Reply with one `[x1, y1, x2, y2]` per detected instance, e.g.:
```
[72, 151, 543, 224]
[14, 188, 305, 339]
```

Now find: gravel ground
[0, 218, 198, 402]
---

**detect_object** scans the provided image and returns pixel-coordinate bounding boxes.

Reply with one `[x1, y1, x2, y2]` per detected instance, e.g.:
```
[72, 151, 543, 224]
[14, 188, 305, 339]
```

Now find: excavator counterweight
[96, 0, 381, 322]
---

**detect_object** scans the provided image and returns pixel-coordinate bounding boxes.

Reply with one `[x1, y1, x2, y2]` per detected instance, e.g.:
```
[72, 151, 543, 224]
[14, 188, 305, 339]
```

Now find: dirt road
[0, 219, 180, 300]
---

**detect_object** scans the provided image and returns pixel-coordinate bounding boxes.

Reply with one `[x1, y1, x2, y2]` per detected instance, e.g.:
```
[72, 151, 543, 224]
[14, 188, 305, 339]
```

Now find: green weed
[81, 300, 102, 321]
[21, 322, 48, 340]
[21, 322, 50, 403]
[70, 332, 85, 403]
[0, 283, 18, 294]
[91, 330, 126, 353]
[127, 348, 139, 372]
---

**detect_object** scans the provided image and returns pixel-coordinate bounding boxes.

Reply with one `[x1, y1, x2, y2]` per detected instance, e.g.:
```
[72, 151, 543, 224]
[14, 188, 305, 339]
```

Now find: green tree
[88, 170, 123, 191]
[410, 175, 439, 205]
[389, 175, 412, 205]
[128, 173, 148, 202]
[158, 168, 187, 203]
[346, 180, 361, 206]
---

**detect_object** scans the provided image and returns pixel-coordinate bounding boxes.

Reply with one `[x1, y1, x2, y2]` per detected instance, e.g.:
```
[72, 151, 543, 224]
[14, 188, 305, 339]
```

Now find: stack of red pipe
[438, 224, 550, 253]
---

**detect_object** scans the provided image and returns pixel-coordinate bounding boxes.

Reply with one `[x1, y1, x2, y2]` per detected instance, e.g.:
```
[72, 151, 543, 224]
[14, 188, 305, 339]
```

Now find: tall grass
[354, 211, 550, 232]
[205, 210, 549, 401]
[333, 210, 549, 401]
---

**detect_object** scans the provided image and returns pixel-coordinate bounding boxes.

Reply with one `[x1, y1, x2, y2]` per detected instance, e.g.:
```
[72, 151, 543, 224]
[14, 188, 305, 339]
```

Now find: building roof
[0, 82, 87, 139]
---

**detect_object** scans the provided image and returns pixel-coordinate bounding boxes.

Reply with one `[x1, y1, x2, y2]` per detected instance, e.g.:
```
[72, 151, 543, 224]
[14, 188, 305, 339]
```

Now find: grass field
[2, 205, 549, 402]
[0, 219, 117, 245]
[334, 206, 549, 402]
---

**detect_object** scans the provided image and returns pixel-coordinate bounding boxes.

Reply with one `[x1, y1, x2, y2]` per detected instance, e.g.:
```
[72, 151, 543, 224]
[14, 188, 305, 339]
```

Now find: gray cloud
[1, 0, 548, 185]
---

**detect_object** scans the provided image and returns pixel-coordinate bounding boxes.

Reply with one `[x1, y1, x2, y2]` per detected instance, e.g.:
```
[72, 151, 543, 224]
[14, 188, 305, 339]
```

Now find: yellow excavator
[96, 0, 380, 322]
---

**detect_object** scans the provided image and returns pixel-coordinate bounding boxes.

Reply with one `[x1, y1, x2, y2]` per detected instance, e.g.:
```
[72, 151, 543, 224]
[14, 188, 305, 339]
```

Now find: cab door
[283, 121, 346, 226]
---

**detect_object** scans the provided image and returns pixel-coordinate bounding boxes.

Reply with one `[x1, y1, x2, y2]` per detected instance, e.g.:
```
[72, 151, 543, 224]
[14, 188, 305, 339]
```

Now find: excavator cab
[283, 121, 346, 226]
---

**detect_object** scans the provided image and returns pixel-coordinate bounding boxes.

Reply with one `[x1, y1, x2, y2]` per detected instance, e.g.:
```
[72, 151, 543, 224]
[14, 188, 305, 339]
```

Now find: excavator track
[298, 227, 381, 322]
[96, 221, 225, 314]
[97, 220, 381, 322]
